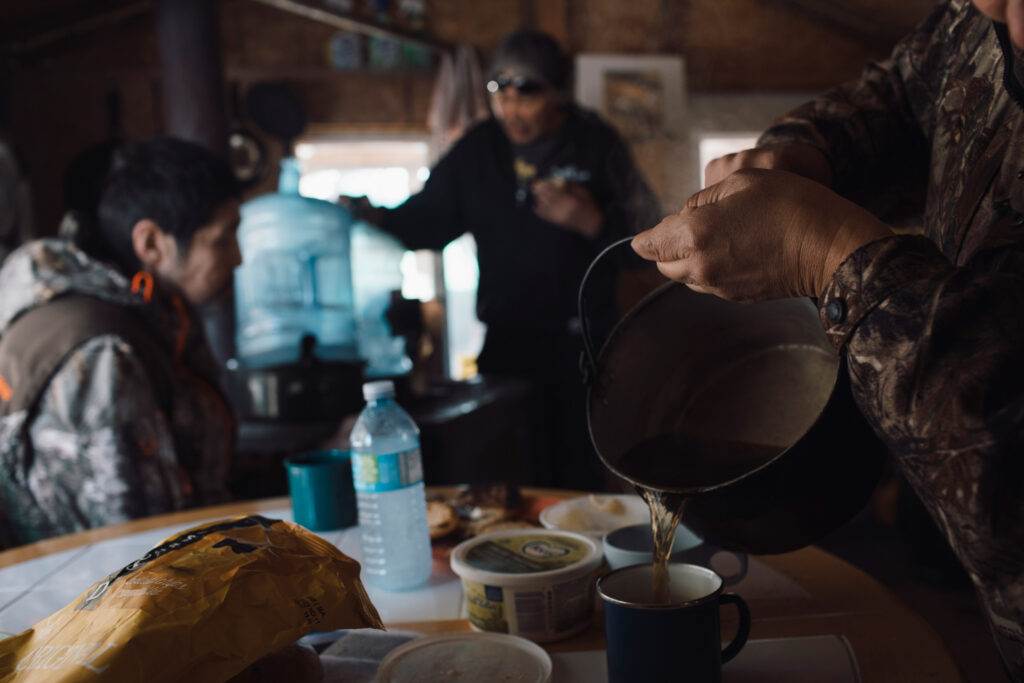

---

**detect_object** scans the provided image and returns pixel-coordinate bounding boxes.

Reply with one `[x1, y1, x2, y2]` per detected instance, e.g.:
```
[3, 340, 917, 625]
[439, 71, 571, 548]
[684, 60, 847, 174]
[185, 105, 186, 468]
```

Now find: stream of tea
[619, 433, 786, 603]
[637, 486, 688, 604]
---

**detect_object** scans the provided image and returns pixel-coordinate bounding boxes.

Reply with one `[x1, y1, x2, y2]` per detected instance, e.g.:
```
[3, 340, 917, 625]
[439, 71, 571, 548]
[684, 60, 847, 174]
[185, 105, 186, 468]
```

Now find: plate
[538, 494, 650, 539]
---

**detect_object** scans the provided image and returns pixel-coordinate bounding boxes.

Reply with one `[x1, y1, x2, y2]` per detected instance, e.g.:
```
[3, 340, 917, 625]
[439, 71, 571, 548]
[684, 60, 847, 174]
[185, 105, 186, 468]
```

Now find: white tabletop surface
[0, 500, 966, 682]
[0, 505, 813, 637]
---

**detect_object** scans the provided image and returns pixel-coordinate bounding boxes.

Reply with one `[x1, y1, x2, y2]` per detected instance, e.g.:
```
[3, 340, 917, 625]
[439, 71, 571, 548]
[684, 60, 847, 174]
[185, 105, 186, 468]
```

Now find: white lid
[377, 632, 552, 683]
[363, 380, 395, 400]
[450, 528, 602, 588]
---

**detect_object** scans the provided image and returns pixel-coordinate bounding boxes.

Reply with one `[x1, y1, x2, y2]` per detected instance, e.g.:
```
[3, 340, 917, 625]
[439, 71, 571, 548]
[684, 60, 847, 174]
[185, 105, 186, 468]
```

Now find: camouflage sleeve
[26, 334, 187, 534]
[756, 0, 966, 205]
[818, 232, 1024, 674]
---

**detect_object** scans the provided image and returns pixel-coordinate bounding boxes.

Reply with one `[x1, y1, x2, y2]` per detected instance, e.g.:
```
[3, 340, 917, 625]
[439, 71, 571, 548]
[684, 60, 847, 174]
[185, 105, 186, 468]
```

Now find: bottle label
[351, 448, 423, 492]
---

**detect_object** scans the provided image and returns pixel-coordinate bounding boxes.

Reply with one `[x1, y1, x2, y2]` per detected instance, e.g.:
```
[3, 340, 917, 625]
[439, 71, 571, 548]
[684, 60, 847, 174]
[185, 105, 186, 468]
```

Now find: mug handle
[677, 543, 749, 587]
[719, 592, 751, 664]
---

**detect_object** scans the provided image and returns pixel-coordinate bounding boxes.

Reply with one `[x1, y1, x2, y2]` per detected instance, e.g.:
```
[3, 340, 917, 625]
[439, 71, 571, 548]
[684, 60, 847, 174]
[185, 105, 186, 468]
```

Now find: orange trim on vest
[131, 271, 154, 303]
[0, 373, 11, 401]
[170, 295, 190, 361]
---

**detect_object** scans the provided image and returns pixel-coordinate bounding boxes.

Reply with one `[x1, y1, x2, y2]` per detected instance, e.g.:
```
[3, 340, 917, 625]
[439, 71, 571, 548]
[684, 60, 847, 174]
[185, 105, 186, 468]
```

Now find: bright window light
[300, 167, 411, 208]
[699, 134, 759, 187]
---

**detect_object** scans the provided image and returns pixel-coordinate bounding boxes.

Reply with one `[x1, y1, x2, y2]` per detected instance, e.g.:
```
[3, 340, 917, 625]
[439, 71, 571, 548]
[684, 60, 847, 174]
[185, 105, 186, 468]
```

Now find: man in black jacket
[354, 29, 662, 489]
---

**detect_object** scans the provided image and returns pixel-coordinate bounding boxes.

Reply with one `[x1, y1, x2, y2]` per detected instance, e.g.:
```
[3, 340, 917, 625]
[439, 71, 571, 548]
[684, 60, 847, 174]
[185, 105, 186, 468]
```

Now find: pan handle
[577, 235, 636, 384]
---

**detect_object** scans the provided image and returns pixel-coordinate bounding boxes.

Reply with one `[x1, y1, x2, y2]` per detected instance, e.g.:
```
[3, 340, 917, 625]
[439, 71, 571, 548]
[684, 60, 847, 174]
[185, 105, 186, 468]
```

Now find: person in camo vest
[632, 0, 1024, 678]
[0, 137, 241, 549]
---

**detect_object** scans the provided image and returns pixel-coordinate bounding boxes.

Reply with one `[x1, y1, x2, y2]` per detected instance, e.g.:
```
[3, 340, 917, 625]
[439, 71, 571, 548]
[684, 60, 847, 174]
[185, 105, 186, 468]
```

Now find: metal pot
[579, 239, 886, 554]
[225, 336, 366, 422]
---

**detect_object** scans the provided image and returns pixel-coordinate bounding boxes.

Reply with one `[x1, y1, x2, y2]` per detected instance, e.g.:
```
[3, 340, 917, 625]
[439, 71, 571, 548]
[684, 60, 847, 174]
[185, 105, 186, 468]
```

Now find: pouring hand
[631, 168, 892, 302]
[531, 178, 603, 238]
[704, 142, 832, 188]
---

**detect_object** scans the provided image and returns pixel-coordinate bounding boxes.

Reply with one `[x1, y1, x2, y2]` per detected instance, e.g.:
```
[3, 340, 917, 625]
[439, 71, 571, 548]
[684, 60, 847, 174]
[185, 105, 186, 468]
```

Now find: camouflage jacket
[759, 0, 1024, 676]
[0, 239, 233, 548]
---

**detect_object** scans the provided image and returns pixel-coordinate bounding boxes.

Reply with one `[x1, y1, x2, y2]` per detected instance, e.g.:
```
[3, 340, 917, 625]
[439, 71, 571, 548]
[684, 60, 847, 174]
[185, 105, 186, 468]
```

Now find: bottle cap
[363, 380, 396, 401]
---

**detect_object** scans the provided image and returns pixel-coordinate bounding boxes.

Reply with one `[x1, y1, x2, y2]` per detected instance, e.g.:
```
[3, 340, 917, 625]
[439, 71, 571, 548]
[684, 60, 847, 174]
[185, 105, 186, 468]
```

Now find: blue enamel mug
[284, 450, 358, 531]
[597, 562, 750, 683]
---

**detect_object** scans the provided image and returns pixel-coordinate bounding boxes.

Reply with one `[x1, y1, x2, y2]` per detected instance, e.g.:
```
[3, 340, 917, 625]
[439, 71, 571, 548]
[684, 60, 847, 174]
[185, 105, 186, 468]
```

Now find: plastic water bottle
[350, 380, 432, 590]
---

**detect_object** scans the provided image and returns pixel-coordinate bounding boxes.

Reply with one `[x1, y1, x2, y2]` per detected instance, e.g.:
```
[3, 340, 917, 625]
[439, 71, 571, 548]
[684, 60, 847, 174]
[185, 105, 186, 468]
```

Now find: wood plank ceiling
[1, 0, 939, 59]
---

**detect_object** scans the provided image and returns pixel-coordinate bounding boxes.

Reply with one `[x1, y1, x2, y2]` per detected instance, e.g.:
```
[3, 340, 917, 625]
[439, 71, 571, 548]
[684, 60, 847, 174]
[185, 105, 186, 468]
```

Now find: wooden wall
[2, 0, 936, 235]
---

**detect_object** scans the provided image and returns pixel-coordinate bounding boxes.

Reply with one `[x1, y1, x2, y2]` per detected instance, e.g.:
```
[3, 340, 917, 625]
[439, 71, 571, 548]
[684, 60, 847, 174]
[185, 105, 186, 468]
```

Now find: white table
[0, 494, 965, 682]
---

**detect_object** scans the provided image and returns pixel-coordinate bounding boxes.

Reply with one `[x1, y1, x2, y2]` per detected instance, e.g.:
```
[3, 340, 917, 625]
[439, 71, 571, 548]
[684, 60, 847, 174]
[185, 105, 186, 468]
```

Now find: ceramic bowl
[601, 523, 703, 570]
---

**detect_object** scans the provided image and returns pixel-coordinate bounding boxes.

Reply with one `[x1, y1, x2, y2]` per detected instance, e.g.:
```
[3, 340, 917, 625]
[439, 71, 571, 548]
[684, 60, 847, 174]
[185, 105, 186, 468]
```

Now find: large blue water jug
[351, 221, 412, 378]
[234, 159, 358, 367]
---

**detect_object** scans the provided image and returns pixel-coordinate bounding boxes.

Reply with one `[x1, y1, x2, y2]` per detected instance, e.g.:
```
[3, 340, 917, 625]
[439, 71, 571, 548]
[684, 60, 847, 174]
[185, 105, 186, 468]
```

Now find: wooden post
[155, 0, 233, 368]
[154, 0, 227, 155]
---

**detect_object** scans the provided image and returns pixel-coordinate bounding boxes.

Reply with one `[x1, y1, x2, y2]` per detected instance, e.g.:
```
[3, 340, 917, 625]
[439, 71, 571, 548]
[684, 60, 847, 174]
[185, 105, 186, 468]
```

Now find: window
[698, 134, 759, 188]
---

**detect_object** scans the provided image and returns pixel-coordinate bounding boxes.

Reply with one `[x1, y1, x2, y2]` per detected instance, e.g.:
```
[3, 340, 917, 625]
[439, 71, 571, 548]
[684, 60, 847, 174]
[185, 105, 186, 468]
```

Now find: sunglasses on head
[486, 75, 547, 95]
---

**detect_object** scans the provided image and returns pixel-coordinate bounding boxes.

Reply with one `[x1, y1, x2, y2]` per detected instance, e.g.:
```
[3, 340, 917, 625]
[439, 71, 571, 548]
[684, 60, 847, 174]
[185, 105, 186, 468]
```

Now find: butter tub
[449, 529, 603, 643]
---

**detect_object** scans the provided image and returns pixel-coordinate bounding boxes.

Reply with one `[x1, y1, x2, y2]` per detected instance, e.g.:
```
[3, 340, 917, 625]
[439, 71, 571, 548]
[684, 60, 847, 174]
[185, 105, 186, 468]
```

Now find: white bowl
[601, 523, 749, 586]
[538, 494, 649, 539]
[601, 522, 702, 570]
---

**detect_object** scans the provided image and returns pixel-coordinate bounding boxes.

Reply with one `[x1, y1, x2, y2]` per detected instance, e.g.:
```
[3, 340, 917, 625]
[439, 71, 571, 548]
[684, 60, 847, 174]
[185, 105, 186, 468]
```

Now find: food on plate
[546, 505, 592, 531]
[539, 493, 651, 537]
[453, 482, 523, 521]
[543, 494, 630, 531]
[428, 484, 540, 557]
[588, 494, 626, 515]
[427, 500, 460, 540]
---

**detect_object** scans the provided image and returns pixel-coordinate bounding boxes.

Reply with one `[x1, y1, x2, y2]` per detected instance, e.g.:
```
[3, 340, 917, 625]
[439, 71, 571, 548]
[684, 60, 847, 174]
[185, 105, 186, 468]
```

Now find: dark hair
[488, 29, 572, 96]
[96, 136, 239, 273]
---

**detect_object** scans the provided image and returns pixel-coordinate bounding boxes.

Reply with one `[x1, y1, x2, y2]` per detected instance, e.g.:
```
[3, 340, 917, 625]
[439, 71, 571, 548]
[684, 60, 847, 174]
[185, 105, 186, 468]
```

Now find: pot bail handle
[577, 235, 636, 385]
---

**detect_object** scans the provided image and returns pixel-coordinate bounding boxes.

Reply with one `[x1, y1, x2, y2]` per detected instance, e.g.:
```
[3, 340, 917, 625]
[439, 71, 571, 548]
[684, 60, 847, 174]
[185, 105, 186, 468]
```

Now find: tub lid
[451, 529, 601, 582]
[377, 632, 552, 683]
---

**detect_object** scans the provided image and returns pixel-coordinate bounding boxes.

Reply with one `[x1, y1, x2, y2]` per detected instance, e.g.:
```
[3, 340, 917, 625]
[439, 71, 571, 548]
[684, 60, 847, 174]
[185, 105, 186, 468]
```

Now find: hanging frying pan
[227, 81, 267, 189]
[245, 82, 308, 156]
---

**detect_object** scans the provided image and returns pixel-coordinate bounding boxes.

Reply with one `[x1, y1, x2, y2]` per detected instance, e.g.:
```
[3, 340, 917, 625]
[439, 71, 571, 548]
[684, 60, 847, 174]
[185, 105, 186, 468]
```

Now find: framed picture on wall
[574, 54, 686, 142]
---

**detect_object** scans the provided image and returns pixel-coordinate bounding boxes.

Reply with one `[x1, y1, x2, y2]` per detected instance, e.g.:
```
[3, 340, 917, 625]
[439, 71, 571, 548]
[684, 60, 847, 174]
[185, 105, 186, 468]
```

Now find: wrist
[816, 215, 892, 296]
[779, 142, 833, 187]
[576, 207, 603, 239]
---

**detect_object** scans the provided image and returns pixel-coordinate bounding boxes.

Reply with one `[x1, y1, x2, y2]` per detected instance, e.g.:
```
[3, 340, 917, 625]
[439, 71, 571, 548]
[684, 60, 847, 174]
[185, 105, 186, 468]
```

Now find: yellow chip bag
[0, 515, 383, 682]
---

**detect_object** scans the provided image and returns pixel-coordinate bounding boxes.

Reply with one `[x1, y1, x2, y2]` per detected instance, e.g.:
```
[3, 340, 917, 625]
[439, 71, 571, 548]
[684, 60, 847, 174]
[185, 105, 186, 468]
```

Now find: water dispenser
[234, 158, 358, 367]
[351, 221, 413, 378]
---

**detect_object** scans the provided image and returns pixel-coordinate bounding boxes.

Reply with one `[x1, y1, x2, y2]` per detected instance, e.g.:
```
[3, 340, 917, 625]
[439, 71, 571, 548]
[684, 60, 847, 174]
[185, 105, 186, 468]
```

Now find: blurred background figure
[346, 29, 662, 490]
